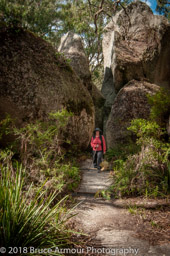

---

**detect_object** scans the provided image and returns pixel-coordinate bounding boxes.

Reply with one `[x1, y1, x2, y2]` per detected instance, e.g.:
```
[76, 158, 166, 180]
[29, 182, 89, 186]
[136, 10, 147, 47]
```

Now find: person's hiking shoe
[97, 169, 101, 173]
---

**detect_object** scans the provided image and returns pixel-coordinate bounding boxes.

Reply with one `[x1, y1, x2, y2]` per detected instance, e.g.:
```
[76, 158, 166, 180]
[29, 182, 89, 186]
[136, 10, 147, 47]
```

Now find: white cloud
[141, 0, 152, 8]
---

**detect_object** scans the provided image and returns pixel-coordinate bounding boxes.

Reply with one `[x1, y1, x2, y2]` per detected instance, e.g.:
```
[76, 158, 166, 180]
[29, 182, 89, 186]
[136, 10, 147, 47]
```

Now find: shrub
[128, 119, 165, 140]
[0, 110, 80, 198]
[106, 142, 140, 162]
[13, 109, 72, 166]
[0, 164, 75, 252]
[0, 110, 82, 252]
[110, 119, 170, 197]
[0, 114, 13, 140]
[147, 87, 170, 126]
[40, 163, 81, 195]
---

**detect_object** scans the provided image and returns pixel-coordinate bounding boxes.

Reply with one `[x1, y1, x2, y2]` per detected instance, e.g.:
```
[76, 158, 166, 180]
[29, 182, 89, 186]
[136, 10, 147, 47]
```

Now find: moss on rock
[0, 26, 94, 149]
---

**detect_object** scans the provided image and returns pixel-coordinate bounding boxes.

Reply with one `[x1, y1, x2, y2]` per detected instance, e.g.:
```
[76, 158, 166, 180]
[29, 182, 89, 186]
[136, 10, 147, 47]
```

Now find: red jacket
[91, 135, 106, 153]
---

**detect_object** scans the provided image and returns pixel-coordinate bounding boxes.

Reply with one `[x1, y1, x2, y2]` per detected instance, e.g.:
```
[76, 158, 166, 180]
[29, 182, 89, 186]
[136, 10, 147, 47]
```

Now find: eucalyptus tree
[59, 0, 130, 84]
[156, 0, 170, 20]
[0, 0, 130, 82]
[0, 0, 63, 41]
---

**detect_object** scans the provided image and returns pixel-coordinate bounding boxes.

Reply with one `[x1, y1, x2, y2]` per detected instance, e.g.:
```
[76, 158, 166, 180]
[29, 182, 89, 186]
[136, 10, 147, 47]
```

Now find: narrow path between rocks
[71, 159, 170, 256]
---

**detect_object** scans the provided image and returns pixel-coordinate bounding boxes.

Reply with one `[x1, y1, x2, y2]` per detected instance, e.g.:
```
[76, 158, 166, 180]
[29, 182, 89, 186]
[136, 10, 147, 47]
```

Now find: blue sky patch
[140, 0, 159, 14]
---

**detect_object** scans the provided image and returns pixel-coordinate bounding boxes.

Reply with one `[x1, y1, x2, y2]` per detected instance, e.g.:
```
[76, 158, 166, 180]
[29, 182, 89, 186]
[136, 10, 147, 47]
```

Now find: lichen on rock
[101, 1, 170, 147]
[102, 1, 170, 106]
[106, 80, 160, 149]
[0, 27, 94, 149]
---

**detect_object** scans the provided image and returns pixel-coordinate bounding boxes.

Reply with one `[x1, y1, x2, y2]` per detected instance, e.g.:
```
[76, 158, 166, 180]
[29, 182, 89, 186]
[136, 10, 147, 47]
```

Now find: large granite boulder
[58, 32, 105, 129]
[102, 1, 170, 108]
[58, 32, 91, 82]
[0, 27, 94, 149]
[106, 80, 160, 149]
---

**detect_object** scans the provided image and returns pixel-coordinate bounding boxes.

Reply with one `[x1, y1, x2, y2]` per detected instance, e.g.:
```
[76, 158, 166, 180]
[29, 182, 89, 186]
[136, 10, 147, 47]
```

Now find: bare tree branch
[94, 0, 105, 33]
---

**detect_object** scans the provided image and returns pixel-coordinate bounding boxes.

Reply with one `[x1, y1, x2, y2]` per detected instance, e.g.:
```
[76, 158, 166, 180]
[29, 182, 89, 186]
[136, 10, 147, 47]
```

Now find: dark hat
[94, 128, 102, 132]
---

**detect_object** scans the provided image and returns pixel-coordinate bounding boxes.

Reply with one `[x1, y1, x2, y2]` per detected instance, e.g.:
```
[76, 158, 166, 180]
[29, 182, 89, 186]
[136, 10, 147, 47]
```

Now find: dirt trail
[71, 159, 170, 256]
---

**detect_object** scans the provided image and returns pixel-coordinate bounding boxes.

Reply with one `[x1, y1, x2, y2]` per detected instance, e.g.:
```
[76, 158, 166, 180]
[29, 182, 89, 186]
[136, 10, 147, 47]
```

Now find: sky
[140, 0, 159, 14]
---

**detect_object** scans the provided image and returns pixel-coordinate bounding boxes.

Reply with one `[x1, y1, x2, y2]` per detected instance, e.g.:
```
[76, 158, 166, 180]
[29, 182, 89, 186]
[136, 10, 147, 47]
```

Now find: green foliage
[59, 0, 130, 73]
[0, 0, 62, 40]
[128, 119, 161, 138]
[0, 0, 130, 76]
[0, 114, 13, 140]
[1, 0, 168, 85]
[41, 164, 81, 193]
[128, 205, 138, 215]
[147, 88, 170, 126]
[0, 148, 14, 171]
[0, 109, 80, 197]
[156, 0, 170, 20]
[111, 154, 169, 198]
[128, 119, 169, 164]
[110, 158, 136, 197]
[128, 119, 165, 146]
[58, 0, 104, 72]
[13, 109, 72, 166]
[110, 119, 170, 198]
[0, 164, 74, 251]
[0, 111, 81, 247]
[106, 142, 140, 161]
[92, 65, 104, 90]
[95, 189, 111, 200]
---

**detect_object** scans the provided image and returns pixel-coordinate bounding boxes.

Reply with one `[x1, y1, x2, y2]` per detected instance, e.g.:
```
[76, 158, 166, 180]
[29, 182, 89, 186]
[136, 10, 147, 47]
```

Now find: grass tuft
[0, 164, 74, 254]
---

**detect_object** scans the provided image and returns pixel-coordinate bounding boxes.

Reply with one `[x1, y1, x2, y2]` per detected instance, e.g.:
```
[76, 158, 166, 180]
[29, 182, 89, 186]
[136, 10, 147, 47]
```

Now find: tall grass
[0, 164, 74, 254]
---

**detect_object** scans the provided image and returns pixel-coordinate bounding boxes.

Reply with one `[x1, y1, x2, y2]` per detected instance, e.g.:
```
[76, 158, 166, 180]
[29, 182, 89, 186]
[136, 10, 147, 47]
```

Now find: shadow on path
[71, 159, 170, 256]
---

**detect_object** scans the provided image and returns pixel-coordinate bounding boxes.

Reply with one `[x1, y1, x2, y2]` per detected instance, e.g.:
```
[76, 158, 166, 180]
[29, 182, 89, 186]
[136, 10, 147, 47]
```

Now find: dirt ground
[70, 159, 170, 256]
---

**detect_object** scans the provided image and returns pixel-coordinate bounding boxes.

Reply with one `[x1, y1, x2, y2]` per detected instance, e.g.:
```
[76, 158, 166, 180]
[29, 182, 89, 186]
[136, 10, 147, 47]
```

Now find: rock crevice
[101, 1, 170, 148]
[58, 32, 105, 129]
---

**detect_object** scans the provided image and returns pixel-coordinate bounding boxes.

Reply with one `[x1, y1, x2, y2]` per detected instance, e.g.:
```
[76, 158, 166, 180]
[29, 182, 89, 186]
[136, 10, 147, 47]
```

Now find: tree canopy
[0, 0, 169, 81]
[156, 0, 170, 20]
[0, 1, 129, 71]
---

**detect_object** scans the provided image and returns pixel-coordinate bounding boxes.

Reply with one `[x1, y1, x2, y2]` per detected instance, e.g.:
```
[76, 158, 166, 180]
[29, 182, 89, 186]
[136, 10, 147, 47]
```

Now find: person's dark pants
[93, 151, 103, 170]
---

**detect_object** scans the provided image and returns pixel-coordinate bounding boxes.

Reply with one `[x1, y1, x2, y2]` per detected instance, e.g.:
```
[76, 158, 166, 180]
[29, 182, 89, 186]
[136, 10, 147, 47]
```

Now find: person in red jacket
[90, 128, 106, 172]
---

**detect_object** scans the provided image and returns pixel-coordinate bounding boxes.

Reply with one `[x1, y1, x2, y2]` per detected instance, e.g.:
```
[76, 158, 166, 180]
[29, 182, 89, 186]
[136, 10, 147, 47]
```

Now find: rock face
[102, 1, 170, 108]
[101, 1, 170, 148]
[106, 80, 160, 148]
[58, 32, 91, 83]
[0, 27, 94, 149]
[58, 32, 105, 129]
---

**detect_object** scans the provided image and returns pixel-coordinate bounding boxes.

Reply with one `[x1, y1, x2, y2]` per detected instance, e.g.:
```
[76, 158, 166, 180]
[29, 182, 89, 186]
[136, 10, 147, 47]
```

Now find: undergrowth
[0, 109, 82, 250]
[0, 164, 78, 253]
[0, 110, 80, 196]
[107, 88, 170, 198]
